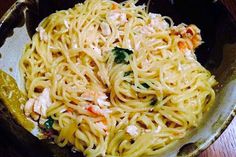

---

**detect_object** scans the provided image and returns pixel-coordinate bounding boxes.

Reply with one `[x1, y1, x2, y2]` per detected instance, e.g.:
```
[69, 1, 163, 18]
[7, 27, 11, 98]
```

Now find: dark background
[0, 1, 23, 157]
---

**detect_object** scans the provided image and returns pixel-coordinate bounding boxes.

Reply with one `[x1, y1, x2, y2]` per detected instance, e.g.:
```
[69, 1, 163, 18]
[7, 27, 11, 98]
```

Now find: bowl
[0, 0, 236, 156]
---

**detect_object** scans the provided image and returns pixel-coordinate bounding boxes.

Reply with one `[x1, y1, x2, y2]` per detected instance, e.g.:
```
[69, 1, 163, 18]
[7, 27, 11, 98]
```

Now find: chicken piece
[154, 125, 162, 133]
[140, 25, 155, 35]
[24, 98, 35, 117]
[100, 22, 111, 36]
[96, 122, 107, 131]
[126, 125, 139, 136]
[149, 13, 169, 30]
[33, 88, 52, 117]
[90, 44, 102, 56]
[107, 11, 127, 25]
[85, 105, 111, 117]
[64, 19, 70, 29]
[23, 88, 52, 121]
[81, 91, 110, 107]
[36, 26, 48, 42]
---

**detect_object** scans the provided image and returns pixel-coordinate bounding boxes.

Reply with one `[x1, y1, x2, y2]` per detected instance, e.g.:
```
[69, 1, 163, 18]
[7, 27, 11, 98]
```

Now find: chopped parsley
[44, 117, 54, 129]
[150, 98, 157, 106]
[124, 71, 133, 77]
[141, 83, 150, 89]
[112, 47, 133, 64]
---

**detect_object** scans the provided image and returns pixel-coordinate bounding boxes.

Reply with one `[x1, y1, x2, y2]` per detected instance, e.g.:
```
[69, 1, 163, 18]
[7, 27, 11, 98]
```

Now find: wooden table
[200, 118, 236, 157]
[0, 1, 236, 157]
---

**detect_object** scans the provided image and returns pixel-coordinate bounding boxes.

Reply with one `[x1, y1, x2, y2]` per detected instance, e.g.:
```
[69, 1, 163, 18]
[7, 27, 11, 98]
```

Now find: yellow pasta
[20, 0, 217, 156]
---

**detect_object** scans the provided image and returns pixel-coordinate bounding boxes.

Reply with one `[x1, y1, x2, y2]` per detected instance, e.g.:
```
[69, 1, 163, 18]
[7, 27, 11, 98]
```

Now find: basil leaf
[124, 71, 133, 77]
[112, 47, 133, 64]
[141, 83, 150, 89]
[44, 117, 54, 129]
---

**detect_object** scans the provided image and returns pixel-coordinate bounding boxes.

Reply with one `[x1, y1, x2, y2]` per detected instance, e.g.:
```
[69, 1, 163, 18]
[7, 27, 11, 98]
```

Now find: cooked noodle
[20, 0, 217, 156]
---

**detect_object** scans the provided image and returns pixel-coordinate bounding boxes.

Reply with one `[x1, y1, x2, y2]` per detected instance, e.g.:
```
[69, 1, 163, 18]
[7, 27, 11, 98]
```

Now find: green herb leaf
[124, 71, 133, 77]
[112, 47, 133, 64]
[141, 83, 150, 89]
[150, 98, 157, 106]
[44, 117, 54, 129]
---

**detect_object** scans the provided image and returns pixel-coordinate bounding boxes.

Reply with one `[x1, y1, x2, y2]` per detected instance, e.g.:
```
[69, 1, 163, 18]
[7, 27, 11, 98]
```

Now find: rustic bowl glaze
[0, 0, 235, 157]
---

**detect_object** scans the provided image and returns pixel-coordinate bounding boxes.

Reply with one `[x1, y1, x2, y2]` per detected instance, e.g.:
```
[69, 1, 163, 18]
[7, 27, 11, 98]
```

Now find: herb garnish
[141, 83, 150, 89]
[124, 71, 133, 77]
[44, 117, 54, 129]
[112, 47, 133, 64]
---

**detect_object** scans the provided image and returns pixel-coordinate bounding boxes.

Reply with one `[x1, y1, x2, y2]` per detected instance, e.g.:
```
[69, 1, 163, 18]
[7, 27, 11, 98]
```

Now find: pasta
[20, 0, 217, 156]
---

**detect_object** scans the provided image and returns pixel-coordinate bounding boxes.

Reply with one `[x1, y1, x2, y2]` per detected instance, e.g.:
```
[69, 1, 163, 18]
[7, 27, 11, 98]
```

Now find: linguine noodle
[20, 0, 217, 156]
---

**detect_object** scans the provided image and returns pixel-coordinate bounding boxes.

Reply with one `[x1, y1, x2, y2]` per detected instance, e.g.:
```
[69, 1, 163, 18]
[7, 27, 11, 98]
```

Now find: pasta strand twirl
[20, 0, 217, 156]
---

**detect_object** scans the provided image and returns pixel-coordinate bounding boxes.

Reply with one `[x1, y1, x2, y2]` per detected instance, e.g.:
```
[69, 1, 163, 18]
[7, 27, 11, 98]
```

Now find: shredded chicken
[91, 44, 102, 56]
[24, 88, 52, 120]
[85, 104, 112, 117]
[154, 126, 162, 133]
[140, 25, 156, 35]
[24, 98, 35, 117]
[100, 22, 111, 36]
[107, 11, 127, 25]
[126, 125, 139, 136]
[184, 49, 197, 60]
[36, 26, 48, 42]
[81, 91, 110, 107]
[139, 13, 169, 36]
[64, 19, 70, 29]
[96, 122, 107, 131]
[149, 13, 169, 30]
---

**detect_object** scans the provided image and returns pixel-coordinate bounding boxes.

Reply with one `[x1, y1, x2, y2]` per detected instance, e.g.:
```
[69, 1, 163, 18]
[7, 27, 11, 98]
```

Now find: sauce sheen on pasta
[20, 0, 217, 156]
